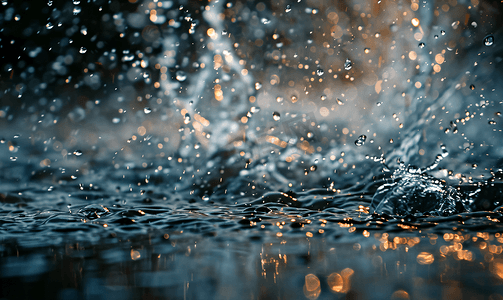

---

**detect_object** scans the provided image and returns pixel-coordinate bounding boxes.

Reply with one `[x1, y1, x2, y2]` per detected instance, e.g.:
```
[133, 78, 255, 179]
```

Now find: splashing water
[1, 0, 503, 298]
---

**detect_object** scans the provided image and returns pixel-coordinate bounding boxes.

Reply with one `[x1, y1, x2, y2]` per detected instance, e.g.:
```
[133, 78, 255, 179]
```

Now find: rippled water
[1, 0, 503, 299]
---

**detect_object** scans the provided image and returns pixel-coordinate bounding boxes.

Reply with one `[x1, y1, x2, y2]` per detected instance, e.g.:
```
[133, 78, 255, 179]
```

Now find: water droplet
[355, 135, 367, 147]
[376, 102, 382, 106]
[320, 95, 327, 101]
[194, 143, 201, 149]
[434, 35, 439, 39]
[470, 84, 475, 90]
[2, 0, 8, 6]
[310, 165, 317, 172]
[10, 156, 17, 161]
[272, 112, 281, 121]
[73, 7, 81, 15]
[344, 58, 353, 70]
[71, 175, 77, 180]
[250, 106, 261, 113]
[175, 70, 187, 81]
[73, 0, 80, 4]
[375, 32, 381, 38]
[184, 113, 191, 124]
[261, 18, 271, 25]
[46, 22, 54, 30]
[441, 30, 446, 35]
[276, 96, 283, 103]
[13, 134, 20, 139]
[484, 35, 494, 46]
[80, 26, 88, 35]
[418, 42, 425, 48]
[364, 48, 370, 54]
[112, 117, 121, 124]
[189, 100, 194, 106]
[73, 150, 83, 156]
[336, 98, 344, 105]
[489, 120, 497, 125]
[472, 164, 478, 169]
[285, 5, 291, 13]
[291, 95, 298, 103]
[79, 47, 87, 54]
[144, 107, 152, 114]
[316, 68, 324, 76]
[202, 195, 210, 201]
[255, 82, 262, 90]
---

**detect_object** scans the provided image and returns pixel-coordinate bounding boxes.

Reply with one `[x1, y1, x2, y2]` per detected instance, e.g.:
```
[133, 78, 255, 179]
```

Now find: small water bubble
[285, 4, 291, 13]
[470, 84, 475, 90]
[472, 164, 478, 169]
[255, 82, 262, 90]
[272, 112, 281, 121]
[344, 58, 353, 70]
[336, 98, 344, 105]
[79, 47, 87, 54]
[484, 35, 494, 46]
[354, 135, 367, 147]
[376, 102, 382, 106]
[364, 48, 370, 54]
[202, 195, 210, 201]
[71, 175, 77, 180]
[9, 156, 17, 161]
[276, 96, 283, 103]
[434, 35, 438, 39]
[46, 22, 54, 30]
[73, 7, 81, 15]
[189, 100, 194, 106]
[489, 120, 497, 125]
[14, 15, 20, 21]
[441, 30, 446, 35]
[418, 42, 425, 48]
[320, 95, 327, 101]
[73, 0, 80, 4]
[13, 134, 20, 139]
[144, 107, 152, 114]
[80, 26, 88, 35]
[291, 95, 298, 103]
[194, 142, 201, 149]
[316, 68, 324, 76]
[2, 0, 7, 6]
[221, 30, 227, 35]
[175, 70, 187, 81]
[73, 150, 83, 156]
[375, 32, 381, 38]
[112, 117, 121, 124]
[310, 165, 317, 172]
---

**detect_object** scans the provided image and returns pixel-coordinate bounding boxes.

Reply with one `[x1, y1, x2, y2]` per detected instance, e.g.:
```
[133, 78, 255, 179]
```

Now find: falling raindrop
[73, 150, 83, 156]
[144, 107, 152, 114]
[285, 4, 291, 13]
[272, 112, 281, 121]
[184, 113, 191, 124]
[9, 157, 17, 161]
[79, 47, 87, 54]
[316, 68, 324, 76]
[441, 30, 446, 35]
[354, 135, 367, 147]
[175, 71, 187, 81]
[310, 165, 317, 172]
[46, 22, 54, 29]
[418, 42, 425, 48]
[320, 95, 327, 101]
[344, 59, 352, 70]
[376, 102, 383, 106]
[336, 98, 344, 105]
[484, 35, 494, 46]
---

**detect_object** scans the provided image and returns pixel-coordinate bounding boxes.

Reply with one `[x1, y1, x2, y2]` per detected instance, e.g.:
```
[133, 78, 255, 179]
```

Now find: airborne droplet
[79, 47, 87, 54]
[272, 112, 281, 121]
[175, 71, 187, 82]
[354, 135, 367, 147]
[344, 58, 353, 70]
[316, 68, 324, 76]
[418, 42, 425, 48]
[144, 107, 152, 114]
[73, 150, 83, 156]
[484, 35, 494, 46]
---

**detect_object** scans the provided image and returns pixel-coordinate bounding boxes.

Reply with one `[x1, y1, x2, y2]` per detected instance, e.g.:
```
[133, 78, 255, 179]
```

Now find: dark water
[1, 0, 503, 299]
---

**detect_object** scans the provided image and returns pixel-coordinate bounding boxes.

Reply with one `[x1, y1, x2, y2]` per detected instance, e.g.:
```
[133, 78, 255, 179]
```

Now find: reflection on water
[1, 0, 503, 298]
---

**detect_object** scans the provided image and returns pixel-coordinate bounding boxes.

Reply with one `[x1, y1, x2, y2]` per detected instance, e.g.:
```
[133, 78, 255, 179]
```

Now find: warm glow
[411, 18, 420, 27]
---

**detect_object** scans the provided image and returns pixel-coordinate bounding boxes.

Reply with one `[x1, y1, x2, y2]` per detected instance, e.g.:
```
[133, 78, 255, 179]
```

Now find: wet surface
[1, 0, 503, 299]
